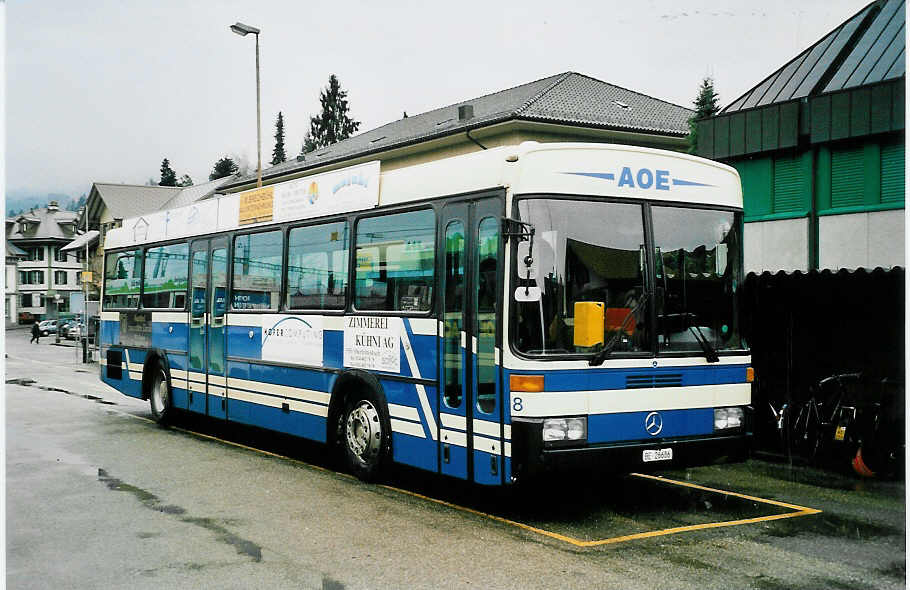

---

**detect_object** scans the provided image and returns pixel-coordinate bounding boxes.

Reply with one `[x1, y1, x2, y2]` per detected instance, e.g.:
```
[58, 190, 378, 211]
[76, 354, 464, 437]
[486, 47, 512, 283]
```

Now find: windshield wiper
[688, 324, 720, 363]
[589, 292, 648, 366]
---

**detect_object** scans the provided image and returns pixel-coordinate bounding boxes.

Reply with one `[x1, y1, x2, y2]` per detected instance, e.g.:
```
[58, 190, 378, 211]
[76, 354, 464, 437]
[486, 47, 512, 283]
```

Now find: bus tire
[149, 362, 172, 425]
[342, 388, 391, 481]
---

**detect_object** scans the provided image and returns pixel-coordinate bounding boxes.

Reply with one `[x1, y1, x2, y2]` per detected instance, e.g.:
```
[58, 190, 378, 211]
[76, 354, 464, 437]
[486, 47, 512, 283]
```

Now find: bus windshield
[512, 197, 744, 357]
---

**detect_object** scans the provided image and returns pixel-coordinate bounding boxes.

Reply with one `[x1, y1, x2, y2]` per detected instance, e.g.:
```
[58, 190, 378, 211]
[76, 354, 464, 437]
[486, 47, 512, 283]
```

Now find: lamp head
[230, 22, 260, 36]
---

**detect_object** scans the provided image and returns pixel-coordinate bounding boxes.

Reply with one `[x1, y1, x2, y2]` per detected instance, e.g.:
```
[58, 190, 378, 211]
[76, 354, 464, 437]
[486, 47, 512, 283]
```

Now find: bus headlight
[542, 417, 587, 443]
[714, 407, 744, 431]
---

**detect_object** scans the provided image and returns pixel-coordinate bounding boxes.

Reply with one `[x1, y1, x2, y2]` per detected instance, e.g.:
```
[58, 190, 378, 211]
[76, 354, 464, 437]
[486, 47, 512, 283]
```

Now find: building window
[287, 221, 349, 310]
[54, 247, 68, 262]
[27, 247, 45, 262]
[232, 230, 282, 310]
[354, 209, 435, 312]
[55, 271, 68, 285]
[19, 270, 44, 285]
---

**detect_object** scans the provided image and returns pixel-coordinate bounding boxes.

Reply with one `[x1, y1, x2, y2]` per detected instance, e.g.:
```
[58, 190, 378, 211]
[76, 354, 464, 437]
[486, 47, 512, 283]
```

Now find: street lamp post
[230, 22, 262, 188]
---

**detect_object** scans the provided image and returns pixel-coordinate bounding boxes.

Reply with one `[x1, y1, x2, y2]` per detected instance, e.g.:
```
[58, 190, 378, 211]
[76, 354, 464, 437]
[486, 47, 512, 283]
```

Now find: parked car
[68, 322, 96, 344]
[37, 320, 57, 336]
[65, 323, 82, 340]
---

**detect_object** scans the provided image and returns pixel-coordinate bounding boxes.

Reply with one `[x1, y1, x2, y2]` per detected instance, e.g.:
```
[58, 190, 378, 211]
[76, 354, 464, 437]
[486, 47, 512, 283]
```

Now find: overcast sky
[7, 0, 870, 198]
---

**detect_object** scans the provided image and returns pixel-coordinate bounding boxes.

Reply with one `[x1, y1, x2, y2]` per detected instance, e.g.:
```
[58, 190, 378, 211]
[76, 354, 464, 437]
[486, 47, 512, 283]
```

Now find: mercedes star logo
[645, 411, 663, 436]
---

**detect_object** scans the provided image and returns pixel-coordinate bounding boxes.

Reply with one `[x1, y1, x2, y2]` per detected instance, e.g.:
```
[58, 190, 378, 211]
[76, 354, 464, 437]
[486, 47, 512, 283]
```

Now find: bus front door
[439, 197, 503, 484]
[186, 239, 228, 418]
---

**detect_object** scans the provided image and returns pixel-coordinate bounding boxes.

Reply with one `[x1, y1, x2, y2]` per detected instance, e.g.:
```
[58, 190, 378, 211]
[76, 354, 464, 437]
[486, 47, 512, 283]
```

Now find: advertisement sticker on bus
[261, 315, 324, 366]
[343, 316, 400, 373]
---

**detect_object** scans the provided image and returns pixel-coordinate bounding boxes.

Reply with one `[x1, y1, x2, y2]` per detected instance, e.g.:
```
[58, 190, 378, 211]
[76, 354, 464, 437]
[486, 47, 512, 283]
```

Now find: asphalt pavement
[5, 328, 906, 589]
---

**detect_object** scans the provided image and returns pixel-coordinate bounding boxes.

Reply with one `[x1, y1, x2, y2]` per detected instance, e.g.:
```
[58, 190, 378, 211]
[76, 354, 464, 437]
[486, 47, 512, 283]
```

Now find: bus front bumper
[511, 422, 751, 481]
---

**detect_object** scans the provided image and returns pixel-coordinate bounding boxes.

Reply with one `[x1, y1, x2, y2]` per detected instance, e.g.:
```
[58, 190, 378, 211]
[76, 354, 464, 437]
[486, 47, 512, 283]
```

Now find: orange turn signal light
[510, 374, 545, 392]
[746, 367, 755, 383]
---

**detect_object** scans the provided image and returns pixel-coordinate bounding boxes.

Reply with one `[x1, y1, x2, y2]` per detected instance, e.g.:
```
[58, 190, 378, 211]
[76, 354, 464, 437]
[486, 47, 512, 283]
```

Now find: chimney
[458, 104, 474, 121]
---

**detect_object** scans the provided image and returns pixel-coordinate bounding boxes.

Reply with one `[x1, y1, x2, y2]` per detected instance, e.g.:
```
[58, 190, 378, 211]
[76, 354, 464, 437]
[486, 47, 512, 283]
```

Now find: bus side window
[141, 242, 189, 309]
[231, 230, 282, 311]
[354, 209, 435, 312]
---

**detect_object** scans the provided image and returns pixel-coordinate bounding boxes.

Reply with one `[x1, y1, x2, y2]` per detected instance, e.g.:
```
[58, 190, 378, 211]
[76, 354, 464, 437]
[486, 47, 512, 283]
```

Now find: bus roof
[104, 142, 741, 250]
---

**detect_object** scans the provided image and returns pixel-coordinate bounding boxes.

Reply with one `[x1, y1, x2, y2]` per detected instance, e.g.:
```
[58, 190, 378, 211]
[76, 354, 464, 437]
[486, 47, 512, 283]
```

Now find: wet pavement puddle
[97, 468, 263, 562]
[7, 377, 118, 406]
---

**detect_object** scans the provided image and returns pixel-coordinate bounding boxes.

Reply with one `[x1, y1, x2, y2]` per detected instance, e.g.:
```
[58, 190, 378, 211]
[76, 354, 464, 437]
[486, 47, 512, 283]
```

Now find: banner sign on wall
[343, 316, 400, 373]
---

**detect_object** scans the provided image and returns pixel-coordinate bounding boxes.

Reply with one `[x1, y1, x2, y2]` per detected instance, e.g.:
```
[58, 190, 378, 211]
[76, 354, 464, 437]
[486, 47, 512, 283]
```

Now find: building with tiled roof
[221, 72, 694, 192]
[6, 201, 84, 322]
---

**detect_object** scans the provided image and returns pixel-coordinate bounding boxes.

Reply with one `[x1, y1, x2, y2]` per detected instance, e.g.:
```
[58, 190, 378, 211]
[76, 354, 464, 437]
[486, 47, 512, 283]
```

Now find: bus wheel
[343, 392, 389, 481]
[149, 363, 171, 425]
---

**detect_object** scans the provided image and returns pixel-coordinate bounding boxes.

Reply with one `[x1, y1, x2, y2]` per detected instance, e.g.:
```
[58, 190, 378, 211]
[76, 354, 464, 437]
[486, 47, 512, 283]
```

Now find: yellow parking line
[143, 419, 822, 548]
[629, 472, 822, 513]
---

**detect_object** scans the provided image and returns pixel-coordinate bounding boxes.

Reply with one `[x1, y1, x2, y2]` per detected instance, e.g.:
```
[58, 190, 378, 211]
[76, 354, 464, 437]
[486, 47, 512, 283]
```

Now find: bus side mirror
[514, 286, 541, 302]
[574, 301, 605, 349]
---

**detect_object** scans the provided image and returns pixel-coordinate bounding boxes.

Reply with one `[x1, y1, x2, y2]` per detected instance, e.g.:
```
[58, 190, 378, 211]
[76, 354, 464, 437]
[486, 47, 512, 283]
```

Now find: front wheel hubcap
[345, 400, 381, 465]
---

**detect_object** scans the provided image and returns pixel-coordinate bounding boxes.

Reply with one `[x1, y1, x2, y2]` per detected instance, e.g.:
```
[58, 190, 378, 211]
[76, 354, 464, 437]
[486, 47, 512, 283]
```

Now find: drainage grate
[626, 374, 683, 389]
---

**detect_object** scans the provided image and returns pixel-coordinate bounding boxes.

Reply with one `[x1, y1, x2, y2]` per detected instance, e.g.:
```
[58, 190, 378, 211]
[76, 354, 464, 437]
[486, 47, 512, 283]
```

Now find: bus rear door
[186, 238, 229, 418]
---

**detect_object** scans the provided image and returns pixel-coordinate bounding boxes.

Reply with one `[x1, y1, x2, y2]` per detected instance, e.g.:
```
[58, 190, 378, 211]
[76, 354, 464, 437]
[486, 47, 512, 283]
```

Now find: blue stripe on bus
[381, 378, 436, 471]
[473, 449, 502, 486]
[247, 362, 335, 393]
[127, 348, 148, 366]
[152, 322, 188, 351]
[225, 397, 327, 442]
[227, 325, 262, 358]
[505, 365, 747, 391]
[324, 329, 344, 367]
[403, 320, 437, 381]
[587, 408, 714, 443]
[165, 352, 189, 409]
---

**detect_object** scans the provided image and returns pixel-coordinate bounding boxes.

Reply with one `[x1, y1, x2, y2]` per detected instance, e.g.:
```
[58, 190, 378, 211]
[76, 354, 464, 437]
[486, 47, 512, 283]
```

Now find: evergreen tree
[159, 158, 178, 186]
[271, 111, 287, 165]
[687, 77, 721, 154]
[303, 74, 360, 153]
[177, 174, 194, 187]
[209, 156, 239, 181]
[68, 194, 87, 211]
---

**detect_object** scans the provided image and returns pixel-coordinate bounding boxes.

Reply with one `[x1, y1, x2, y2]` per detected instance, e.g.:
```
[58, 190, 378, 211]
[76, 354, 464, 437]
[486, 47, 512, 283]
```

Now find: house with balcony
[5, 239, 26, 325]
[7, 201, 83, 322]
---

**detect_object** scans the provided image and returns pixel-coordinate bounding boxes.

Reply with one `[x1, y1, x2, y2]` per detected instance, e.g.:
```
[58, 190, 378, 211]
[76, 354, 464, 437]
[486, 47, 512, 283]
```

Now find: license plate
[642, 448, 673, 462]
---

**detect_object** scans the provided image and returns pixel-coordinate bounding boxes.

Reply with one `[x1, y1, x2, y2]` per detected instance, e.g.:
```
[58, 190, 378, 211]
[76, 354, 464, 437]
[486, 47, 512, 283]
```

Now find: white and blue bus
[100, 142, 752, 485]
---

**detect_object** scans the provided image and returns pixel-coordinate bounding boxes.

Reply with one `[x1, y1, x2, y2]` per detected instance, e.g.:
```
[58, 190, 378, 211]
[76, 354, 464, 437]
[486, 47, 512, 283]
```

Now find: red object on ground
[852, 448, 876, 478]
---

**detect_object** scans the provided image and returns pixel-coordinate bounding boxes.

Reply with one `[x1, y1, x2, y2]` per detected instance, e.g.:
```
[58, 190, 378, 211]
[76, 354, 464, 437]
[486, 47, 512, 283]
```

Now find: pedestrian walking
[30, 323, 40, 344]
